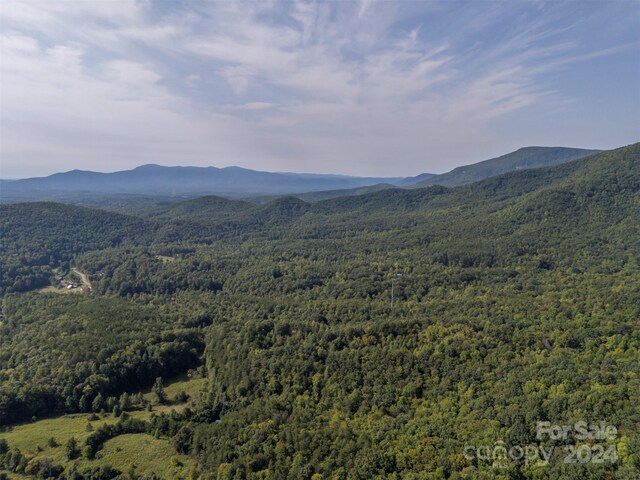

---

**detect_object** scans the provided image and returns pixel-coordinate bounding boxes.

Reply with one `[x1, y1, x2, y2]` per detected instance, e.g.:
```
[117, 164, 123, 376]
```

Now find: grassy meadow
[0, 375, 204, 479]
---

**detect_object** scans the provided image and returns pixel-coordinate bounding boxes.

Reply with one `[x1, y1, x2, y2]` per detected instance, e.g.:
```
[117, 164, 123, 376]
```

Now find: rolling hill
[0, 143, 638, 479]
[410, 146, 600, 188]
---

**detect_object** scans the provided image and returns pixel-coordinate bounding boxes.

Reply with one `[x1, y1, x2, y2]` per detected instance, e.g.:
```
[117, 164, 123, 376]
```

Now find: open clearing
[0, 374, 204, 478]
[71, 268, 92, 291]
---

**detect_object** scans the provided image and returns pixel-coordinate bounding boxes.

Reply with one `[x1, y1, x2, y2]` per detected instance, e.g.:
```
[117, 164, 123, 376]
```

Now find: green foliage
[84, 418, 149, 459]
[0, 202, 149, 296]
[65, 436, 80, 460]
[171, 426, 194, 455]
[0, 294, 204, 424]
[153, 378, 167, 405]
[0, 144, 638, 478]
[413, 146, 599, 187]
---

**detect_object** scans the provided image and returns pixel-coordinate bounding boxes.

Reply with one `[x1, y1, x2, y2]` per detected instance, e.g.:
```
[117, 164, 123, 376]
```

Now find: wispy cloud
[1, 0, 638, 178]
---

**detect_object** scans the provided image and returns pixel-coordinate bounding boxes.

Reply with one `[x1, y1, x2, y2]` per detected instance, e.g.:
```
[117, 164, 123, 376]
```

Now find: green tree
[119, 392, 131, 411]
[92, 393, 104, 413]
[65, 437, 80, 460]
[153, 377, 167, 404]
[78, 394, 90, 413]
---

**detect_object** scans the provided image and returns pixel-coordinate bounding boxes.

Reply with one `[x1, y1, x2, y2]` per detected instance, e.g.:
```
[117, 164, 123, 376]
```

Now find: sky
[1, 1, 639, 179]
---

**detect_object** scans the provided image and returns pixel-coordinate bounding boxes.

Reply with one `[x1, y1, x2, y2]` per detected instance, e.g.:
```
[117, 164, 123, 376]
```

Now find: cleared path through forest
[72, 267, 92, 291]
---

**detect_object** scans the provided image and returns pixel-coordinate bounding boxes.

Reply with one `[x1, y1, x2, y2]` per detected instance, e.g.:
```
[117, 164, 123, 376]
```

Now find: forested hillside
[412, 146, 600, 188]
[0, 294, 204, 424]
[0, 203, 150, 296]
[0, 144, 638, 479]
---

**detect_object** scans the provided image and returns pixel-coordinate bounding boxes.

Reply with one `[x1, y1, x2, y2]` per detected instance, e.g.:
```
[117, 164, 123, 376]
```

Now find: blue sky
[1, 0, 638, 178]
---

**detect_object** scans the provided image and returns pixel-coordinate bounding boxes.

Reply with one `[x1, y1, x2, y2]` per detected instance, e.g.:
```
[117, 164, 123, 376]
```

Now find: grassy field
[36, 285, 86, 295]
[142, 373, 207, 405]
[0, 374, 205, 479]
[0, 413, 120, 459]
[74, 434, 194, 479]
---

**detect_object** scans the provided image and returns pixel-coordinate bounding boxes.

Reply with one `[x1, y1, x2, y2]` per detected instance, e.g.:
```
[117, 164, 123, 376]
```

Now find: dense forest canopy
[0, 144, 639, 479]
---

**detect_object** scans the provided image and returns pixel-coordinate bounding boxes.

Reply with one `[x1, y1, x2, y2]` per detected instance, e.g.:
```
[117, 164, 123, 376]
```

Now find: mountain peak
[133, 164, 165, 171]
[410, 146, 601, 189]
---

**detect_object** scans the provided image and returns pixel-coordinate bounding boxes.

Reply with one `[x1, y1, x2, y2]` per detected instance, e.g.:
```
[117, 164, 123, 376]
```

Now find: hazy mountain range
[0, 143, 638, 476]
[0, 165, 405, 198]
[0, 146, 601, 203]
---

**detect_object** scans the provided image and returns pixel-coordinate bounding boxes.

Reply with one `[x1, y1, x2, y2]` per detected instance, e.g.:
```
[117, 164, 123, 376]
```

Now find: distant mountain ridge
[0, 146, 603, 203]
[410, 146, 600, 188]
[0, 164, 405, 200]
[139, 142, 639, 246]
[6, 144, 634, 246]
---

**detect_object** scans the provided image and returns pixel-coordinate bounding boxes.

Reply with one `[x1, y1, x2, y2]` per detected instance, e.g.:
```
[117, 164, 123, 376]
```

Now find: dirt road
[72, 268, 92, 291]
